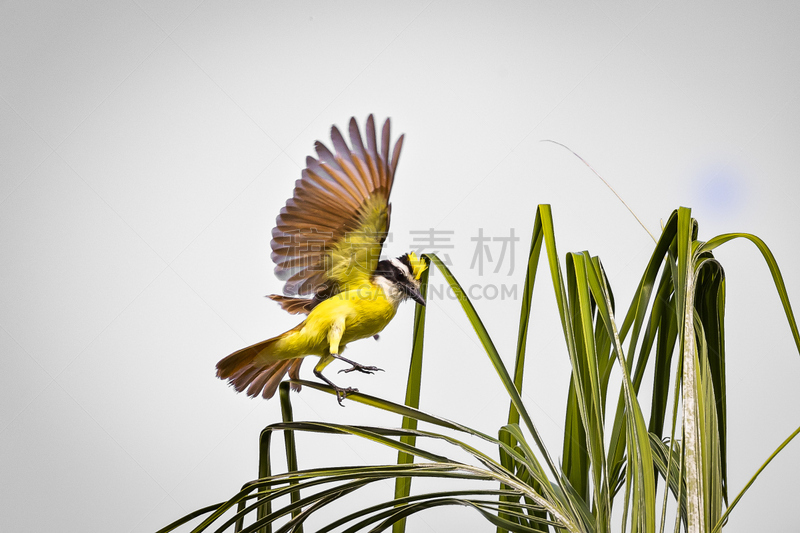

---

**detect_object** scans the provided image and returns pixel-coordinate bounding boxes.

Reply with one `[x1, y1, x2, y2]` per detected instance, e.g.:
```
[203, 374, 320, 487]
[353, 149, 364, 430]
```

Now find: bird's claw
[334, 387, 358, 406]
[338, 363, 384, 375]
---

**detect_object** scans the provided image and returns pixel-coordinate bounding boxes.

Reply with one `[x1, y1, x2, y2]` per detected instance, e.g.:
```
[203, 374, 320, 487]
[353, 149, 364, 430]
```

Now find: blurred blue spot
[695, 164, 745, 216]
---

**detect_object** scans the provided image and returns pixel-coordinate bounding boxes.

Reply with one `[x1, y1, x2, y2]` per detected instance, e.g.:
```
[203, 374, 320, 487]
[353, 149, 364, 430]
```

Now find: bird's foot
[334, 386, 359, 406]
[338, 362, 384, 375]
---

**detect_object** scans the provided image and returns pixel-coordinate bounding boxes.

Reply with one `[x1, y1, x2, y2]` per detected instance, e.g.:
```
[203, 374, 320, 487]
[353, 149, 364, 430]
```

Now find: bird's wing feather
[271, 115, 404, 297]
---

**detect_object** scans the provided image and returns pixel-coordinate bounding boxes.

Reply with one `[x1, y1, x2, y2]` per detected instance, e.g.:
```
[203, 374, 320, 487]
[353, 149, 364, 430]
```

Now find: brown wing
[270, 115, 404, 297]
[266, 284, 337, 315]
[267, 295, 318, 315]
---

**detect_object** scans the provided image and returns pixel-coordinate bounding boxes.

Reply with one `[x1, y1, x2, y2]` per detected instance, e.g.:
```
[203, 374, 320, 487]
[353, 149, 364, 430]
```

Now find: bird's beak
[407, 285, 426, 306]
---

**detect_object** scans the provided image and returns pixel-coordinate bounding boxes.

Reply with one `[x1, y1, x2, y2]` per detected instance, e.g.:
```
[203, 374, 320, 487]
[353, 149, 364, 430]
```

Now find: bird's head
[372, 252, 427, 306]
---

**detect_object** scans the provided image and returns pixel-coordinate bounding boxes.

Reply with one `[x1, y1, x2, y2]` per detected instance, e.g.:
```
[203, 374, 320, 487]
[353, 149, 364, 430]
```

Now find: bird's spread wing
[270, 115, 404, 297]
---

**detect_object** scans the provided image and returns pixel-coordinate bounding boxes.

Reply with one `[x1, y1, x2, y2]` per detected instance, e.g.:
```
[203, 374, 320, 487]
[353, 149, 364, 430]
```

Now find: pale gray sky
[2, 1, 800, 531]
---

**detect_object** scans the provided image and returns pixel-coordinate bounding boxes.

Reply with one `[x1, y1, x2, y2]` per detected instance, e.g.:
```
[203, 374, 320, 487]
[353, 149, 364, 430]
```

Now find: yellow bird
[216, 115, 427, 405]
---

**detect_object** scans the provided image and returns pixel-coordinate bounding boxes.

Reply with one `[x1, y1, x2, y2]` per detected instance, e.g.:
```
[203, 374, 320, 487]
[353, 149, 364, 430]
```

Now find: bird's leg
[313, 366, 357, 406]
[333, 353, 384, 375]
[312, 321, 357, 406]
[327, 318, 383, 374]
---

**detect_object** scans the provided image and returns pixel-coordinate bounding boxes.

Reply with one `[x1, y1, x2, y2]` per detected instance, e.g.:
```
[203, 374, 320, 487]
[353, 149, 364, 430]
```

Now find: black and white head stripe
[396, 254, 415, 278]
[373, 254, 421, 288]
[373, 258, 412, 285]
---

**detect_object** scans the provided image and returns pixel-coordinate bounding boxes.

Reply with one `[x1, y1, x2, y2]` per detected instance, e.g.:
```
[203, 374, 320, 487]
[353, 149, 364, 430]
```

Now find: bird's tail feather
[216, 327, 304, 399]
[287, 358, 303, 392]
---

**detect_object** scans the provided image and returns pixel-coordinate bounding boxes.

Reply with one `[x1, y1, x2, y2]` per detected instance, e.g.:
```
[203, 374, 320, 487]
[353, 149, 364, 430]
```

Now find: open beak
[407, 284, 426, 306]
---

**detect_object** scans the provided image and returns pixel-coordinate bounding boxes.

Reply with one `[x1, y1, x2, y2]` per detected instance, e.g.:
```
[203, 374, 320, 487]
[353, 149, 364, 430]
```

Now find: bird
[216, 115, 427, 405]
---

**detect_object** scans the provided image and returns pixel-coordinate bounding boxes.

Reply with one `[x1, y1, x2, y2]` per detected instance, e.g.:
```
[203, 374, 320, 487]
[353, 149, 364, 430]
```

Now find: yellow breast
[291, 283, 399, 355]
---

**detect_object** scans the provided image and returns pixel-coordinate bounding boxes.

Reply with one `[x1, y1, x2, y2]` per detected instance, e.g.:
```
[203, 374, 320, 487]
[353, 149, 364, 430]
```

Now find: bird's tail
[216, 328, 305, 399]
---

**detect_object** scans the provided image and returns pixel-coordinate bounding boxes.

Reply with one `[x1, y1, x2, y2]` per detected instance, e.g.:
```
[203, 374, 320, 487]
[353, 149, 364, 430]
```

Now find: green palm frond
[161, 205, 800, 533]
